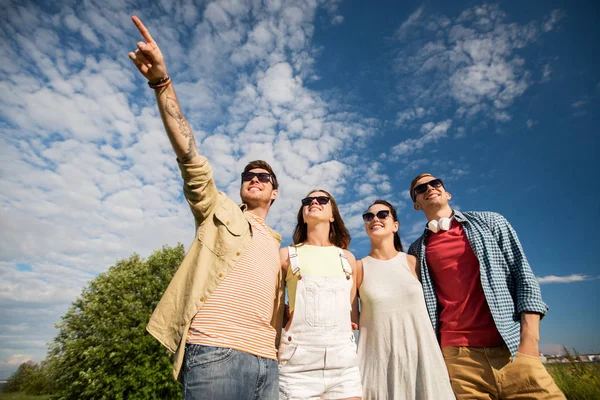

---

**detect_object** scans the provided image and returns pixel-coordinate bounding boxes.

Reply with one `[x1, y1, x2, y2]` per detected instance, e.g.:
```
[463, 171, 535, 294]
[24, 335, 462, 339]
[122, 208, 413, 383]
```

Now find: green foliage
[3, 361, 38, 393]
[46, 245, 185, 400]
[3, 360, 51, 395]
[546, 348, 600, 400]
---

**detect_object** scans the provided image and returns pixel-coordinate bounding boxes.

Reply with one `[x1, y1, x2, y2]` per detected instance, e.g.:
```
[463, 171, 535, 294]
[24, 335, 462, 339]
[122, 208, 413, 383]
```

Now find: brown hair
[292, 189, 351, 249]
[243, 160, 278, 204]
[409, 173, 433, 202]
[367, 200, 403, 252]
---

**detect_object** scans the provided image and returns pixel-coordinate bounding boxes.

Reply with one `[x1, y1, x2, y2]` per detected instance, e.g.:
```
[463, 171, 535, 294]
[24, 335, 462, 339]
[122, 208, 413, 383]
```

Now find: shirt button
[218, 273, 223, 278]
[236, 251, 240, 256]
[288, 336, 292, 342]
[200, 296, 205, 302]
[226, 221, 230, 225]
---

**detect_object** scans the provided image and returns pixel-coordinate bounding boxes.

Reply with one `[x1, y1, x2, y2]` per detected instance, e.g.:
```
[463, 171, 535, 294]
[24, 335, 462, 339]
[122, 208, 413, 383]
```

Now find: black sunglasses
[362, 210, 391, 223]
[301, 196, 331, 206]
[241, 172, 272, 184]
[412, 178, 444, 201]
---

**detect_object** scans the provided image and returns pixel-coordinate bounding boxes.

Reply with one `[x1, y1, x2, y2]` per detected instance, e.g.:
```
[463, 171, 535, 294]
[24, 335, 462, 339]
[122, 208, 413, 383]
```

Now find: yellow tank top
[286, 244, 348, 313]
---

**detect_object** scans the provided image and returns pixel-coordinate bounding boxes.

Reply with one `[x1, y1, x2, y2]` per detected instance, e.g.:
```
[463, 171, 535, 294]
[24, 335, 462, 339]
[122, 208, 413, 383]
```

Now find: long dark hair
[292, 189, 351, 249]
[367, 199, 403, 252]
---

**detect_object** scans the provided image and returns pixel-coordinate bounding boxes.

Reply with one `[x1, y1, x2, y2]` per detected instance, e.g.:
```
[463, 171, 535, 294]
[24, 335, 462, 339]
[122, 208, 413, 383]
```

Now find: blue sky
[0, 0, 598, 379]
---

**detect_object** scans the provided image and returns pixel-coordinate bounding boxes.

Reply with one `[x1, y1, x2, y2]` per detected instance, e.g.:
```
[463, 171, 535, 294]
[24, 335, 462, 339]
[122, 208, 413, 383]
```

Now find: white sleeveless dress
[357, 253, 455, 400]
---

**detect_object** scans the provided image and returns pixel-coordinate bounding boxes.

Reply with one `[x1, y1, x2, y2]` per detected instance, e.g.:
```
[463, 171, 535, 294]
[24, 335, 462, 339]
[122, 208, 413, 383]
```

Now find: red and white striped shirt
[186, 212, 281, 360]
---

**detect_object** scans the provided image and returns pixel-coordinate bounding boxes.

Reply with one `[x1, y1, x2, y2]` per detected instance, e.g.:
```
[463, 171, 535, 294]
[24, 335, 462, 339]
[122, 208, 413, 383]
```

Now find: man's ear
[445, 192, 452, 201]
[271, 189, 279, 201]
[413, 202, 421, 211]
[393, 221, 399, 233]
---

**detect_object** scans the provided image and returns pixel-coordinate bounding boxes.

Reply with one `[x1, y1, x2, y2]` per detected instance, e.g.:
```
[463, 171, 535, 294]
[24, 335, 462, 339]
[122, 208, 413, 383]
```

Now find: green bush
[45, 245, 185, 400]
[3, 361, 38, 393]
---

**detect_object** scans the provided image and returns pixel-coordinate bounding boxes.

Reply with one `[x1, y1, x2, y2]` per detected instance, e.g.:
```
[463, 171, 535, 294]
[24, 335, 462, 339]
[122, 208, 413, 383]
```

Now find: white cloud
[392, 4, 562, 127]
[395, 107, 427, 126]
[258, 62, 301, 105]
[331, 15, 344, 25]
[0, 354, 33, 366]
[541, 63, 552, 82]
[395, 6, 424, 40]
[542, 9, 566, 32]
[537, 274, 598, 284]
[526, 119, 538, 129]
[391, 119, 452, 156]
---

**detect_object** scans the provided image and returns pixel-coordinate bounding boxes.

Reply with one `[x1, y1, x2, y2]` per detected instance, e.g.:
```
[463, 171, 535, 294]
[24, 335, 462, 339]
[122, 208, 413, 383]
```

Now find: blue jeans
[182, 344, 278, 400]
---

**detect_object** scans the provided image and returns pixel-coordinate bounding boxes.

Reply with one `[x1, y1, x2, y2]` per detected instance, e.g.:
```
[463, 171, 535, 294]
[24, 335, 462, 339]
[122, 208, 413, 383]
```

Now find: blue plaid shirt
[408, 210, 548, 357]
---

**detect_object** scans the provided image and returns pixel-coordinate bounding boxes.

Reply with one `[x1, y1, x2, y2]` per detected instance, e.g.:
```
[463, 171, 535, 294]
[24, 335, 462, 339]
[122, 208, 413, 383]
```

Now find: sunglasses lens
[414, 179, 442, 196]
[242, 172, 271, 183]
[256, 173, 270, 183]
[363, 210, 391, 223]
[414, 184, 428, 194]
[377, 210, 390, 219]
[316, 196, 330, 205]
[302, 196, 330, 206]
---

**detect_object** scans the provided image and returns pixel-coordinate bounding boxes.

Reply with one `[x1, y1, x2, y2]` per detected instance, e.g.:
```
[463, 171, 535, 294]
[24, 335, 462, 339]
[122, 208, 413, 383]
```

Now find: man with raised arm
[128, 16, 284, 400]
[407, 173, 565, 399]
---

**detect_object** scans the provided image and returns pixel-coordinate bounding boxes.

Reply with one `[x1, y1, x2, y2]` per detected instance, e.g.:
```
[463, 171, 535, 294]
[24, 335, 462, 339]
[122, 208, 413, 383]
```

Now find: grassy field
[0, 363, 597, 400]
[547, 362, 600, 400]
[0, 394, 49, 400]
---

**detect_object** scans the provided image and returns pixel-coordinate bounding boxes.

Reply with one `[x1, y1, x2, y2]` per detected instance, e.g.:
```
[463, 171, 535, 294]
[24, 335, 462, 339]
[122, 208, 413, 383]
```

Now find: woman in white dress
[355, 200, 454, 400]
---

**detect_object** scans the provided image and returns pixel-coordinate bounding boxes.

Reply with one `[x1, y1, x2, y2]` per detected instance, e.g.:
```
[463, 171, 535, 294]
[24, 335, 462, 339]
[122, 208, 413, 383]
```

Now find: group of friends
[129, 16, 566, 400]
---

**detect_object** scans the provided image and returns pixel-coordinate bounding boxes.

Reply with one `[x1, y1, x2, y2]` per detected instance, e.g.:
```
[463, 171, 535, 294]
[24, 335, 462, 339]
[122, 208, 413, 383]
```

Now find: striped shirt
[186, 212, 281, 360]
[408, 210, 548, 358]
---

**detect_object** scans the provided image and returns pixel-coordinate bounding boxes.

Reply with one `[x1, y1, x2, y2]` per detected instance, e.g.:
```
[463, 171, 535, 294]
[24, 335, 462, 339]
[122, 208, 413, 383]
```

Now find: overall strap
[337, 247, 353, 280]
[288, 246, 301, 276]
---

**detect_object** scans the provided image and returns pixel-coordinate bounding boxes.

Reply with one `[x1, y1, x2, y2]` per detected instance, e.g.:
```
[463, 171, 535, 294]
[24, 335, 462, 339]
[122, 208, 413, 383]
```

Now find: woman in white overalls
[278, 189, 362, 400]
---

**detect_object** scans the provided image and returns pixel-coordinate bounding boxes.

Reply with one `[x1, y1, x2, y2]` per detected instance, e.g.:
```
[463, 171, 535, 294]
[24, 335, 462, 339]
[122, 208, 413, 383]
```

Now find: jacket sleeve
[178, 157, 219, 226]
[490, 213, 549, 317]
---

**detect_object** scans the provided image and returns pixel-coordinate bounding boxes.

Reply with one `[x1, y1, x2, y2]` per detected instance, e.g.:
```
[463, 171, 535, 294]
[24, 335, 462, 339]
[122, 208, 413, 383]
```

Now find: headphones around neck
[427, 217, 452, 233]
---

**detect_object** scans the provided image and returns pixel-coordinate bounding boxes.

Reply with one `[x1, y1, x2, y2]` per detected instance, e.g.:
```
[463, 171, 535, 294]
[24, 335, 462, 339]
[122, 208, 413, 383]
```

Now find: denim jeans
[182, 344, 278, 400]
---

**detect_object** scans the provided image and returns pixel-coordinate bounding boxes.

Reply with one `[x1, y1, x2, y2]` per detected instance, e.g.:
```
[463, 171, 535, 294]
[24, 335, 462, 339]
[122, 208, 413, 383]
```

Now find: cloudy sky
[1, 0, 599, 378]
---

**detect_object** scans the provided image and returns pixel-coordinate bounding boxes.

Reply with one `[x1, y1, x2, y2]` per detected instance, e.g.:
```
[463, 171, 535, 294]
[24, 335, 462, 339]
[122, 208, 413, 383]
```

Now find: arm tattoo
[165, 95, 197, 162]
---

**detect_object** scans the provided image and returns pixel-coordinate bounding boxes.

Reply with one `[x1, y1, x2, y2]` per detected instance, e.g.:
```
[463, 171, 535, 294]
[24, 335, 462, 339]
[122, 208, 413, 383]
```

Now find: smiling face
[412, 175, 451, 212]
[302, 190, 334, 224]
[239, 168, 278, 208]
[364, 203, 398, 240]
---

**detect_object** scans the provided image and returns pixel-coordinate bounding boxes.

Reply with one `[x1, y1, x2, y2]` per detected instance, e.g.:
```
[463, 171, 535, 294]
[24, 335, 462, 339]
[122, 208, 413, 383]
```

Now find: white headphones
[427, 217, 452, 233]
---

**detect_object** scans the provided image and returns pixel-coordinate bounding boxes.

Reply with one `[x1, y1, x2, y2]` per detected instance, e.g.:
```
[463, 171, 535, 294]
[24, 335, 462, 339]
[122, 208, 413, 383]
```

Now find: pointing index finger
[132, 15, 154, 43]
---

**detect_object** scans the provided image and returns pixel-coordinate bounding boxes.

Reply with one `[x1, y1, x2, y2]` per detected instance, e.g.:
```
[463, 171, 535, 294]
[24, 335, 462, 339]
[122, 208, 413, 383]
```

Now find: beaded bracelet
[148, 76, 171, 89]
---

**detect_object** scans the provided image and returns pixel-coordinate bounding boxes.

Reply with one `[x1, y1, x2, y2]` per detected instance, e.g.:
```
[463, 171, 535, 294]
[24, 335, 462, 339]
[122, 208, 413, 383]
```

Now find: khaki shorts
[442, 346, 565, 400]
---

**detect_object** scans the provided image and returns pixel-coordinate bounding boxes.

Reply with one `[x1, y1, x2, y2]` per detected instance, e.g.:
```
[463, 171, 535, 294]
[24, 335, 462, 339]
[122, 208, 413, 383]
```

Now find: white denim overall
[278, 246, 362, 400]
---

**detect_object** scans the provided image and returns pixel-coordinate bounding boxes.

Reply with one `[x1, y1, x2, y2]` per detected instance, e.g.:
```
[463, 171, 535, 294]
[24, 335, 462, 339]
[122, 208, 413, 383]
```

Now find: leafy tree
[3, 360, 38, 393]
[46, 244, 185, 399]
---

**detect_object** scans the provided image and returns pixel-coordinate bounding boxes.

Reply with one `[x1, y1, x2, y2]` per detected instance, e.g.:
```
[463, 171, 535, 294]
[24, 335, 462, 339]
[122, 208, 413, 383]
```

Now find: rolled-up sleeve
[178, 157, 218, 225]
[492, 213, 549, 317]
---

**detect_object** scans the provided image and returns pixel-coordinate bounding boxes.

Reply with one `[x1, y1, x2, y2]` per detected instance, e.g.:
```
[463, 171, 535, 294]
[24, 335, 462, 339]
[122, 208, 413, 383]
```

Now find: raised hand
[128, 16, 168, 82]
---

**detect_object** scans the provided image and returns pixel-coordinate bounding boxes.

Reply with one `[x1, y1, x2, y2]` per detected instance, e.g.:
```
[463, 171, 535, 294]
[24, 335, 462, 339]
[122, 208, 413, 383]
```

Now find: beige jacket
[146, 157, 285, 380]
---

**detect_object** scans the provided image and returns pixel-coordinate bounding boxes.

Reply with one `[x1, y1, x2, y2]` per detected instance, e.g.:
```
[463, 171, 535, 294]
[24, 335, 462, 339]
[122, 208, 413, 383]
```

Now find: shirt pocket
[304, 280, 347, 328]
[197, 203, 247, 257]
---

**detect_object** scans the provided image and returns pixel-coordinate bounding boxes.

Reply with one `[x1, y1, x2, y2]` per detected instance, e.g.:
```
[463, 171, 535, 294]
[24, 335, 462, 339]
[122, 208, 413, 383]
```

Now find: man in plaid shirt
[408, 173, 564, 399]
